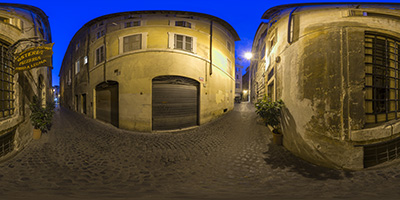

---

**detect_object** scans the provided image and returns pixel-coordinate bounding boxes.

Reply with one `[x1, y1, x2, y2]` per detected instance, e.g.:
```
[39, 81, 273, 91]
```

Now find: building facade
[235, 64, 243, 100]
[0, 3, 52, 160]
[60, 11, 239, 132]
[251, 3, 400, 170]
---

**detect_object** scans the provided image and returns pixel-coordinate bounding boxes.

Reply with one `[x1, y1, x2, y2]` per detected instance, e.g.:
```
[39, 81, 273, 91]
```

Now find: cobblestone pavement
[1, 102, 400, 200]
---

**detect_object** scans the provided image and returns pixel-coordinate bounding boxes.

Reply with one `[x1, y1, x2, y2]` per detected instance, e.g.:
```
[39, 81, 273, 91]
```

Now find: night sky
[9, 0, 398, 86]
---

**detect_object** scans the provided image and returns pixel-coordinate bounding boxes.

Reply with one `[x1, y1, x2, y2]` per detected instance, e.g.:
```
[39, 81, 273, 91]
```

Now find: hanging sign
[14, 43, 54, 71]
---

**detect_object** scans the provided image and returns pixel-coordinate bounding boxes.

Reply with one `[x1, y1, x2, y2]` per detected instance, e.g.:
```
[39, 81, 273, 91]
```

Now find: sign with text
[14, 43, 54, 71]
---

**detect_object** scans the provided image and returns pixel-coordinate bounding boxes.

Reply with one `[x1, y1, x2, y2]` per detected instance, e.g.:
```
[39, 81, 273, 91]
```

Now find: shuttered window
[123, 34, 142, 52]
[96, 46, 105, 65]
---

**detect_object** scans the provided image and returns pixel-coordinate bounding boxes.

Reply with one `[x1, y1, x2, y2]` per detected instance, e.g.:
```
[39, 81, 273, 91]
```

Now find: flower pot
[33, 128, 41, 140]
[272, 132, 283, 145]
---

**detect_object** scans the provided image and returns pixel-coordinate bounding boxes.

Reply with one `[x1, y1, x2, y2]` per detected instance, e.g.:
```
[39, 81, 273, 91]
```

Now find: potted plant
[255, 96, 285, 145]
[29, 95, 55, 139]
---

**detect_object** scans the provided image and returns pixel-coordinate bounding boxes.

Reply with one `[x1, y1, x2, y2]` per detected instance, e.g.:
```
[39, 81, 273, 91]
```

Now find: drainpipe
[86, 28, 91, 85]
[209, 21, 213, 76]
[103, 24, 107, 83]
[287, 7, 299, 44]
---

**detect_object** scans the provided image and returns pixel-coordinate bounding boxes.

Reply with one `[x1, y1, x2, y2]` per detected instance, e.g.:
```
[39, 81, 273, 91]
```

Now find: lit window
[365, 32, 400, 124]
[123, 34, 142, 52]
[96, 46, 105, 65]
[0, 41, 14, 118]
[175, 21, 191, 28]
[84, 56, 88, 64]
[175, 34, 193, 51]
[124, 21, 141, 28]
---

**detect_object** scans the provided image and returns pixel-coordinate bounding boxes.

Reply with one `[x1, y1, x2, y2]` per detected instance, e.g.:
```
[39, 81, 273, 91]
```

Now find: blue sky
[10, 0, 399, 86]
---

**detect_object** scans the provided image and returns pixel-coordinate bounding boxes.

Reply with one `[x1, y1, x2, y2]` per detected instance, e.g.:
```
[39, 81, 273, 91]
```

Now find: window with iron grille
[123, 34, 142, 52]
[174, 34, 192, 52]
[365, 32, 400, 124]
[0, 128, 15, 157]
[0, 41, 14, 118]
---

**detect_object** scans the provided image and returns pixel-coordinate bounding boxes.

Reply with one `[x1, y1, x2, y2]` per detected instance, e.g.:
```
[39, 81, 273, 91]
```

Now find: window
[227, 58, 232, 75]
[365, 32, 400, 124]
[236, 83, 240, 88]
[68, 69, 71, 85]
[268, 82, 274, 100]
[175, 34, 193, 51]
[0, 16, 10, 24]
[227, 41, 232, 52]
[124, 21, 141, 28]
[0, 41, 14, 118]
[175, 21, 191, 28]
[75, 42, 80, 51]
[84, 56, 88, 65]
[96, 46, 105, 65]
[261, 45, 266, 59]
[123, 34, 142, 52]
[75, 59, 80, 74]
[96, 30, 105, 39]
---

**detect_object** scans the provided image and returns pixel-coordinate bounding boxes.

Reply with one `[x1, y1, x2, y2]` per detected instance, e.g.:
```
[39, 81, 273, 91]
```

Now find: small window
[68, 69, 71, 85]
[96, 30, 105, 39]
[174, 34, 193, 51]
[227, 58, 232, 75]
[75, 42, 80, 51]
[96, 46, 105, 65]
[84, 56, 88, 65]
[236, 83, 240, 88]
[0, 16, 10, 24]
[75, 59, 80, 74]
[175, 21, 191, 28]
[124, 21, 141, 28]
[227, 41, 232, 52]
[123, 34, 142, 52]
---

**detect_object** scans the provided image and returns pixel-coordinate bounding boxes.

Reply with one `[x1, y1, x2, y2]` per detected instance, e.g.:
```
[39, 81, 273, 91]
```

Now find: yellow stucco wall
[61, 12, 238, 132]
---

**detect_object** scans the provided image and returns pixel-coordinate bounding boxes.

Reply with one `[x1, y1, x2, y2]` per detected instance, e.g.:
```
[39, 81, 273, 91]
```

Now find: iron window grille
[365, 32, 400, 124]
[0, 41, 14, 118]
[363, 136, 400, 168]
[0, 128, 15, 157]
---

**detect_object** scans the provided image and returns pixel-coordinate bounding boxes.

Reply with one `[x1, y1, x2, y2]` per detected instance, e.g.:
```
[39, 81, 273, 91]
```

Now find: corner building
[251, 3, 400, 170]
[60, 11, 239, 132]
[0, 3, 52, 160]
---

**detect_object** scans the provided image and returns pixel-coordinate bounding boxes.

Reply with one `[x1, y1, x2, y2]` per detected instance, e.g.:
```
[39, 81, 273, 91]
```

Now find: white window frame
[124, 20, 141, 28]
[119, 33, 147, 54]
[169, 20, 195, 29]
[95, 46, 105, 65]
[75, 59, 80, 74]
[167, 32, 197, 53]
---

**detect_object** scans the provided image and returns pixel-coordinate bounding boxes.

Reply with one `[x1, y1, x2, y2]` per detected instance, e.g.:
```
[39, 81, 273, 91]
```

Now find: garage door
[152, 76, 199, 130]
[96, 81, 119, 127]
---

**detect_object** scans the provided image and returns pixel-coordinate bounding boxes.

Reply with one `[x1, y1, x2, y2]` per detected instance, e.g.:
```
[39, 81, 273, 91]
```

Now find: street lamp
[244, 52, 253, 60]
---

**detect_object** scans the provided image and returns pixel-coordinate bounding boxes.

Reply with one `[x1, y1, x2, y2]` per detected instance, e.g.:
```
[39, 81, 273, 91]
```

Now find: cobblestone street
[1, 102, 400, 199]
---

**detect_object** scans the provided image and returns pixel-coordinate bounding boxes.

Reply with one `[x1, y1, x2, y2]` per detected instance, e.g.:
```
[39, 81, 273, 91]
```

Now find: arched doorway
[95, 81, 119, 127]
[152, 76, 199, 130]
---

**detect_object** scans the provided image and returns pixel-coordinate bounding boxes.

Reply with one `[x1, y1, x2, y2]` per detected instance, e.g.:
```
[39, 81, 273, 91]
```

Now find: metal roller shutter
[152, 76, 199, 130]
[96, 82, 119, 127]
